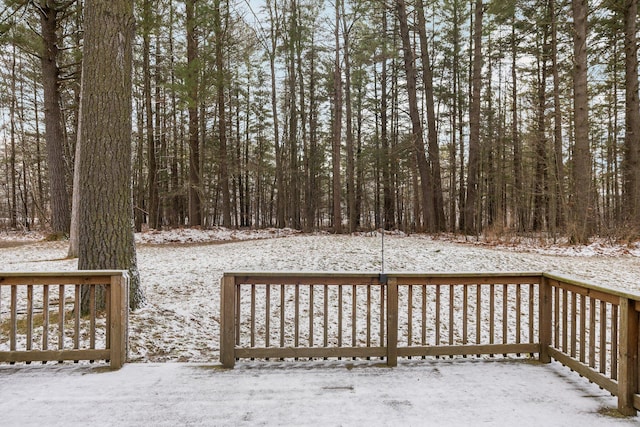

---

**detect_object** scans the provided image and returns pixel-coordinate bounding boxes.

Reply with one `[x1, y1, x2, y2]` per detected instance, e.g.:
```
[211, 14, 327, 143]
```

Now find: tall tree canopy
[0, 0, 639, 243]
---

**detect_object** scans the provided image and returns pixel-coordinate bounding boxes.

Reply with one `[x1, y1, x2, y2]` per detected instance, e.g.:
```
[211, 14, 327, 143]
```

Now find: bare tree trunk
[550, 0, 565, 232]
[623, 0, 640, 227]
[570, 0, 591, 243]
[38, 2, 71, 235]
[416, 0, 446, 231]
[215, 0, 232, 228]
[142, 0, 159, 229]
[396, 0, 434, 232]
[332, 0, 343, 233]
[464, 0, 483, 235]
[186, 0, 201, 226]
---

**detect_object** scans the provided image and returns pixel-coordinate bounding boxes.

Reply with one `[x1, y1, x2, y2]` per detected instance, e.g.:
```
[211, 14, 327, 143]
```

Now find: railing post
[221, 274, 236, 368]
[539, 275, 552, 363]
[386, 277, 398, 367]
[618, 297, 638, 416]
[109, 272, 129, 369]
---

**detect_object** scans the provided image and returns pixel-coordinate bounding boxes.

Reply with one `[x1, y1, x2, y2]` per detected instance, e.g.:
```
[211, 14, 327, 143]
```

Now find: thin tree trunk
[186, 0, 201, 226]
[623, 0, 640, 226]
[143, 0, 159, 229]
[416, 0, 446, 231]
[464, 0, 483, 235]
[39, 2, 71, 235]
[332, 0, 343, 233]
[396, 0, 434, 232]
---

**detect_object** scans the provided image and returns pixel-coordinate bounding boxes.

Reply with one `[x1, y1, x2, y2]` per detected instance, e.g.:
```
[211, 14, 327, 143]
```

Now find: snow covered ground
[2, 229, 640, 362]
[1, 229, 640, 425]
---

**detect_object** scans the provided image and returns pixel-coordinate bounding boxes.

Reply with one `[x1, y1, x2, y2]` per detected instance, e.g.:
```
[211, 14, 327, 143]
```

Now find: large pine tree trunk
[570, 0, 591, 243]
[77, 0, 143, 310]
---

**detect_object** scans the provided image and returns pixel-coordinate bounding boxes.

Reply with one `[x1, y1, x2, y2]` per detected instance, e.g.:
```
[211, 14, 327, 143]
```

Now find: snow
[0, 359, 637, 426]
[1, 229, 640, 424]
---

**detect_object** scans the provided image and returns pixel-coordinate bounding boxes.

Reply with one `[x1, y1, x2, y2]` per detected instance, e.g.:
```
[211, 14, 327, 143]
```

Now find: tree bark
[143, 0, 159, 229]
[396, 0, 434, 232]
[77, 0, 143, 310]
[186, 0, 201, 226]
[464, 0, 483, 235]
[623, 0, 640, 227]
[570, 0, 591, 243]
[416, 0, 446, 231]
[332, 0, 343, 233]
[38, 1, 71, 235]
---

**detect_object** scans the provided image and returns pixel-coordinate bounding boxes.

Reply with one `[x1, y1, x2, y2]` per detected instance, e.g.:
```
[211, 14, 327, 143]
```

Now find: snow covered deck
[0, 359, 636, 426]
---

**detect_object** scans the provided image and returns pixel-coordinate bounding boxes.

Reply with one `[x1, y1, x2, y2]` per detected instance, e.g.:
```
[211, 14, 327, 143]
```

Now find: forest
[0, 0, 639, 244]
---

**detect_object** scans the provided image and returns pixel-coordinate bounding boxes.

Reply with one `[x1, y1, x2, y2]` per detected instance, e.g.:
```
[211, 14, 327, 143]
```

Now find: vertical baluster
[562, 288, 568, 353]
[599, 301, 607, 374]
[74, 285, 80, 355]
[408, 284, 413, 348]
[554, 285, 560, 348]
[489, 284, 495, 347]
[89, 286, 96, 363]
[26, 285, 33, 355]
[529, 283, 535, 345]
[309, 285, 314, 348]
[421, 284, 427, 348]
[462, 285, 468, 346]
[338, 285, 343, 351]
[379, 285, 385, 358]
[366, 285, 372, 348]
[106, 286, 111, 353]
[570, 291, 577, 358]
[503, 284, 508, 355]
[324, 285, 329, 349]
[10, 285, 17, 354]
[57, 285, 65, 363]
[589, 297, 596, 368]
[435, 285, 441, 348]
[43, 285, 50, 359]
[265, 284, 271, 350]
[280, 285, 285, 349]
[235, 284, 241, 347]
[449, 285, 454, 347]
[352, 284, 357, 351]
[476, 284, 482, 346]
[516, 284, 521, 348]
[251, 284, 256, 349]
[612, 304, 618, 380]
[579, 294, 586, 362]
[295, 284, 300, 351]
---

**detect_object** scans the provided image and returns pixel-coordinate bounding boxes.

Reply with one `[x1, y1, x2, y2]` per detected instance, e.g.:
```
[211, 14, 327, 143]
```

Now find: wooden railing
[220, 271, 640, 415]
[0, 271, 129, 369]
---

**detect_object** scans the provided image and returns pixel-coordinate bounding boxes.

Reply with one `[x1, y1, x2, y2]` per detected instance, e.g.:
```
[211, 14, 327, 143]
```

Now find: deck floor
[0, 359, 637, 426]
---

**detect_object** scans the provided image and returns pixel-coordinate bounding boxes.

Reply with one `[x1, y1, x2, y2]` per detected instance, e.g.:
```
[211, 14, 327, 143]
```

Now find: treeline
[1, 0, 639, 243]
